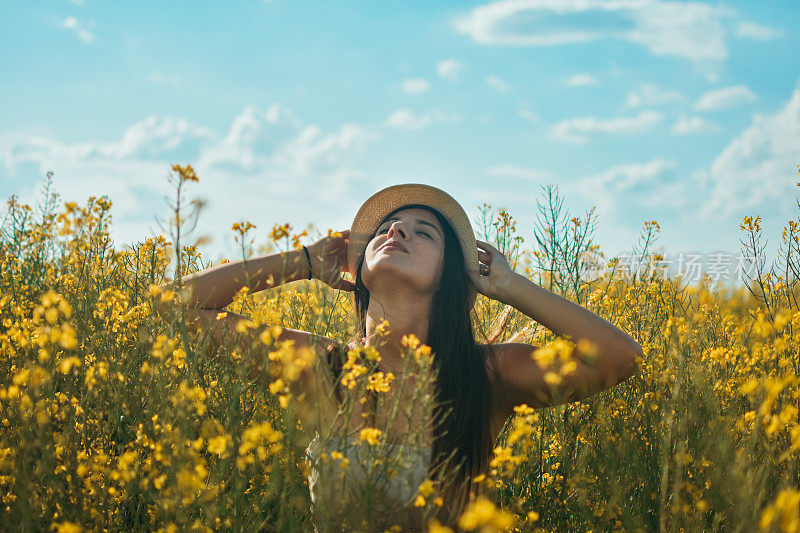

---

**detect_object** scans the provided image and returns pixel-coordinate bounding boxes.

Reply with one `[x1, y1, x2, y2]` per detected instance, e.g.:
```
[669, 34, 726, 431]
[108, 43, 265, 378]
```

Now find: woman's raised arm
[177, 247, 312, 311]
[165, 228, 354, 312]
[153, 231, 355, 381]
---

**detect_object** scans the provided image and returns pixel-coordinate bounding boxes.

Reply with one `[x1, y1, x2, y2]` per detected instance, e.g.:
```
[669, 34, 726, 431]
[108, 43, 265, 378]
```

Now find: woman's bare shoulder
[476, 342, 505, 368]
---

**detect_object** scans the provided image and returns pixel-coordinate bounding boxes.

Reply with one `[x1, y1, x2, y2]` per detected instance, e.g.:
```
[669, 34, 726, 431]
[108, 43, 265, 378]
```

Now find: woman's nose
[387, 222, 407, 239]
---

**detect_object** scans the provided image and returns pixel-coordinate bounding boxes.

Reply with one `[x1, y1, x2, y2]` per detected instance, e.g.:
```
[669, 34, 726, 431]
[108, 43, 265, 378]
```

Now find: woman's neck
[364, 295, 433, 373]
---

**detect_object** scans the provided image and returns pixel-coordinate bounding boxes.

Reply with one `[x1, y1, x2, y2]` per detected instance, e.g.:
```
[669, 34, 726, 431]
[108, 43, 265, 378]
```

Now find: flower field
[1, 166, 798, 532]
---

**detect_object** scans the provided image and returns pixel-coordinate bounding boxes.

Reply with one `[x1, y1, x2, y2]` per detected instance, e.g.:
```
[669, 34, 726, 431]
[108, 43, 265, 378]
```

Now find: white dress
[305, 434, 433, 532]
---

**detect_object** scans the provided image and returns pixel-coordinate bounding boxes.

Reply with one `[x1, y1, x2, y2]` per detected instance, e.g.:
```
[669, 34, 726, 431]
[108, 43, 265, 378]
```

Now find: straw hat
[347, 183, 480, 308]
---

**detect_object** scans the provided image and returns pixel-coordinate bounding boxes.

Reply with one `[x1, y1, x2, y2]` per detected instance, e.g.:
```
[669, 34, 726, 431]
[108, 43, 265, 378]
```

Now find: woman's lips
[381, 241, 408, 253]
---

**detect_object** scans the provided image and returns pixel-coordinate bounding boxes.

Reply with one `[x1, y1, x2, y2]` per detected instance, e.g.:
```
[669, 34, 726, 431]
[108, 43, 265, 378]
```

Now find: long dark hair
[328, 203, 501, 519]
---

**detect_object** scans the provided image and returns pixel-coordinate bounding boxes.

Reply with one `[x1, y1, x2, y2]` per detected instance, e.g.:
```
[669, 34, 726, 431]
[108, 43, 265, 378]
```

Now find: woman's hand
[468, 239, 516, 301]
[306, 229, 356, 292]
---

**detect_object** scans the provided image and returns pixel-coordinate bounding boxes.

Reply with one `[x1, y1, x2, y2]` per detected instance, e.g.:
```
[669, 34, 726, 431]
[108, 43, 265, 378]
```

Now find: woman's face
[360, 207, 446, 296]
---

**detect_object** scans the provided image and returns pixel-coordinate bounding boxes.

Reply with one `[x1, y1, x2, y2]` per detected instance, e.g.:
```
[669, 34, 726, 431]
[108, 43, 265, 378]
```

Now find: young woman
[175, 183, 643, 530]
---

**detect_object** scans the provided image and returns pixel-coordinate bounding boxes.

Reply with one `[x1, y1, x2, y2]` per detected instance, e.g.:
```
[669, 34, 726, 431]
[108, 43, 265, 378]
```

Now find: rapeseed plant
[0, 167, 798, 531]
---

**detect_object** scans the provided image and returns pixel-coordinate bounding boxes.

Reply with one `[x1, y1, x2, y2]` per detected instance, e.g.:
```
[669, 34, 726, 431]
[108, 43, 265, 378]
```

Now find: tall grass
[0, 165, 798, 532]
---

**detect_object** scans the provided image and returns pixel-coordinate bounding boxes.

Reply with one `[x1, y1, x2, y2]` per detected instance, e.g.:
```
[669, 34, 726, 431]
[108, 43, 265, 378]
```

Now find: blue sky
[2, 0, 798, 286]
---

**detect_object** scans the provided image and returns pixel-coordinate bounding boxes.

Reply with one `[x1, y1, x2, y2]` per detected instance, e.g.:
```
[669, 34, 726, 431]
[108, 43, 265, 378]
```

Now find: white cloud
[0, 116, 215, 165]
[697, 79, 800, 221]
[0, 104, 382, 257]
[486, 75, 511, 93]
[454, 0, 734, 71]
[383, 108, 462, 130]
[571, 157, 682, 216]
[564, 74, 597, 87]
[148, 72, 180, 86]
[269, 123, 378, 176]
[587, 157, 677, 190]
[401, 78, 430, 94]
[519, 108, 539, 123]
[735, 21, 784, 40]
[437, 59, 467, 81]
[114, 116, 216, 159]
[62, 16, 95, 43]
[551, 110, 663, 143]
[625, 83, 683, 108]
[196, 104, 380, 175]
[486, 164, 553, 181]
[671, 116, 721, 135]
[384, 109, 432, 130]
[694, 85, 757, 111]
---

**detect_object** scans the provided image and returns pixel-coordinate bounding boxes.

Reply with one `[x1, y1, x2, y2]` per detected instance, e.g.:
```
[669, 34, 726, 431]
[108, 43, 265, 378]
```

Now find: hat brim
[347, 183, 479, 308]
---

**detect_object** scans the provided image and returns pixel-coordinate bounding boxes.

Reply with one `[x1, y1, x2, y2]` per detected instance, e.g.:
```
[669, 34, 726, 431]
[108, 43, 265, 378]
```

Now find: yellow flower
[341, 354, 369, 389]
[269, 378, 285, 395]
[171, 163, 198, 182]
[59, 325, 78, 350]
[418, 479, 434, 497]
[426, 519, 454, 533]
[270, 223, 291, 242]
[367, 371, 394, 393]
[364, 346, 381, 362]
[45, 307, 58, 325]
[561, 360, 578, 376]
[740, 377, 759, 395]
[207, 434, 231, 456]
[458, 496, 517, 532]
[13, 369, 29, 387]
[260, 325, 283, 345]
[513, 404, 534, 416]
[40, 290, 58, 308]
[490, 445, 524, 474]
[402, 334, 420, 350]
[532, 345, 555, 368]
[375, 319, 391, 336]
[358, 427, 382, 446]
[507, 417, 534, 446]
[160, 290, 175, 303]
[544, 372, 562, 386]
[576, 338, 599, 360]
[759, 489, 800, 532]
[52, 522, 85, 533]
[414, 345, 433, 364]
[236, 318, 257, 333]
[231, 221, 256, 233]
[59, 356, 82, 374]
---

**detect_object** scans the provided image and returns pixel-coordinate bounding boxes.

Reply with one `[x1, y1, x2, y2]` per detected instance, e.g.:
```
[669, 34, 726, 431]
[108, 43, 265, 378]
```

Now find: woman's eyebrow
[383, 216, 441, 237]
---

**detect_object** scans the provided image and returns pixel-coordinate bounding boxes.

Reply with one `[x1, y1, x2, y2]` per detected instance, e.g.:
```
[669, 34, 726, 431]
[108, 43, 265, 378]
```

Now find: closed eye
[377, 228, 432, 239]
